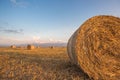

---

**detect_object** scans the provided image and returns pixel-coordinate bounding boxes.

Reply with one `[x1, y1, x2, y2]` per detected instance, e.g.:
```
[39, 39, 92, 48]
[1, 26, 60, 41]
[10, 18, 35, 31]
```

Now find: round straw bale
[37, 46, 40, 48]
[10, 45, 16, 48]
[50, 46, 54, 49]
[27, 44, 35, 50]
[67, 15, 120, 80]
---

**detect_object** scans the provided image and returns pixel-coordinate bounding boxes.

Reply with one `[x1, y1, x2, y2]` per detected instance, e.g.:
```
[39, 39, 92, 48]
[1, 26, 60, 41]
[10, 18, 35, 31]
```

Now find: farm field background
[0, 47, 90, 80]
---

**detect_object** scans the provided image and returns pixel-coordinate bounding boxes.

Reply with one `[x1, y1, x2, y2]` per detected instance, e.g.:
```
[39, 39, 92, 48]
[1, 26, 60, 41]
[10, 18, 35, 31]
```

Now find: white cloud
[0, 37, 24, 45]
[0, 36, 67, 46]
[10, 0, 29, 8]
[10, 0, 16, 3]
[31, 36, 67, 43]
[48, 38, 66, 43]
[0, 29, 23, 34]
[32, 36, 41, 43]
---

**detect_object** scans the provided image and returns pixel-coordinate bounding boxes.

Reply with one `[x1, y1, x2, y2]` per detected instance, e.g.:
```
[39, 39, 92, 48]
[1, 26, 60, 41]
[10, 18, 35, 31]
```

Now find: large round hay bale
[67, 15, 120, 80]
[27, 44, 35, 50]
[10, 45, 16, 48]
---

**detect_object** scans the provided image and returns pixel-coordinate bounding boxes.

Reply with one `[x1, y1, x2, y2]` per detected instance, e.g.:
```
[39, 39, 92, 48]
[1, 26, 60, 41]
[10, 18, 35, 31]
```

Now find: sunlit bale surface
[67, 15, 120, 80]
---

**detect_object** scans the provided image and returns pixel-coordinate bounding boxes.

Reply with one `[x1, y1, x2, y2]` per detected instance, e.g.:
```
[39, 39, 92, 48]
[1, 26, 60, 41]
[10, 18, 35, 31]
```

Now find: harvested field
[0, 47, 90, 80]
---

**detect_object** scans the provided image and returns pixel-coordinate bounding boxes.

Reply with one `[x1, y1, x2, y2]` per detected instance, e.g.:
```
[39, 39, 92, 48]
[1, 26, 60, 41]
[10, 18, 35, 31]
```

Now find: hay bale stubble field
[0, 47, 90, 80]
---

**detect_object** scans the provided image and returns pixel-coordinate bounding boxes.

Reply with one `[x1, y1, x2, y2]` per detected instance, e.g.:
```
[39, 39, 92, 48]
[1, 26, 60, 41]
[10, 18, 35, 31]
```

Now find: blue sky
[0, 0, 120, 45]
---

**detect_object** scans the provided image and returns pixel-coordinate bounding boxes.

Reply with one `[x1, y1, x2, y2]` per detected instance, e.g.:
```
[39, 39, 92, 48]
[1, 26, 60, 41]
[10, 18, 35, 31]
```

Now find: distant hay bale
[50, 46, 54, 49]
[10, 45, 16, 48]
[27, 44, 35, 50]
[18, 46, 22, 48]
[67, 15, 120, 80]
[37, 46, 41, 48]
[18, 46, 24, 49]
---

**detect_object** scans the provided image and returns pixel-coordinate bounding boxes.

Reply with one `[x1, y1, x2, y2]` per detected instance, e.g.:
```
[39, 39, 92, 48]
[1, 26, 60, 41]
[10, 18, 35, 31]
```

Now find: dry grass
[67, 15, 120, 80]
[0, 47, 90, 80]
